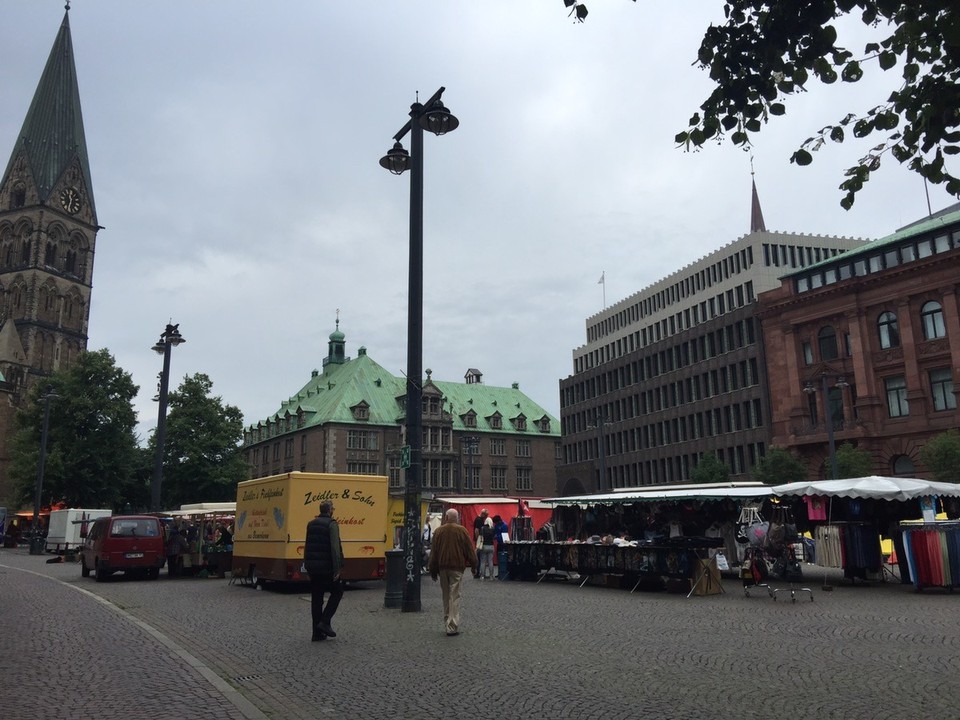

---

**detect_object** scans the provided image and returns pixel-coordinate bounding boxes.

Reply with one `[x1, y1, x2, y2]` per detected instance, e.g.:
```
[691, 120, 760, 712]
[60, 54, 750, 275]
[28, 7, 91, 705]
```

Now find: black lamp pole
[151, 323, 185, 512]
[380, 87, 458, 613]
[29, 386, 57, 555]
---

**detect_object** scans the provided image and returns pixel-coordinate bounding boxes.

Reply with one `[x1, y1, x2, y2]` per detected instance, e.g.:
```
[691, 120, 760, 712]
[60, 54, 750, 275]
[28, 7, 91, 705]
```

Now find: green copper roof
[250, 346, 559, 437]
[2, 11, 96, 217]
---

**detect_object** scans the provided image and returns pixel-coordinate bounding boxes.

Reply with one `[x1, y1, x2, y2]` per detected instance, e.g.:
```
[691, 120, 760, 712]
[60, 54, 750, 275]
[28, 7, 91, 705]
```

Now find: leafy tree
[9, 349, 141, 510]
[150, 372, 247, 508]
[690, 452, 730, 484]
[569, 1, 960, 208]
[750, 446, 807, 485]
[831, 441, 873, 479]
[919, 429, 960, 484]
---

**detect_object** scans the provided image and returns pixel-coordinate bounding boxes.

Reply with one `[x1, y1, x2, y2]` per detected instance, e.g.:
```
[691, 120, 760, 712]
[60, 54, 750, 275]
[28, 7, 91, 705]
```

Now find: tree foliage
[831, 441, 873, 479]
[570, 0, 960, 208]
[150, 372, 247, 508]
[690, 452, 731, 484]
[750, 446, 807, 485]
[10, 349, 141, 510]
[919, 429, 960, 483]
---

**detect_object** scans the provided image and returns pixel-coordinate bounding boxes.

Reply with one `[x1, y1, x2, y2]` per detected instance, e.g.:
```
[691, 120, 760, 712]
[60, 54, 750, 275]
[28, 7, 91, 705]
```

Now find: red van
[80, 515, 166, 581]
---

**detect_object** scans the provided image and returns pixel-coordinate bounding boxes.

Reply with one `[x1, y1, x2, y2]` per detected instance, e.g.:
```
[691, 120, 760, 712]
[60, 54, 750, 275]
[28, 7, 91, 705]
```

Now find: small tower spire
[750, 157, 767, 233]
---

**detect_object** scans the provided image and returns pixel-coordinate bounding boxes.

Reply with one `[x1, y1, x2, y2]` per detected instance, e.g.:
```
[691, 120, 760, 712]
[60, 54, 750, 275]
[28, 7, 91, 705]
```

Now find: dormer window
[536, 417, 551, 433]
[512, 414, 527, 431]
[352, 401, 370, 421]
[462, 410, 477, 428]
[488, 412, 502, 429]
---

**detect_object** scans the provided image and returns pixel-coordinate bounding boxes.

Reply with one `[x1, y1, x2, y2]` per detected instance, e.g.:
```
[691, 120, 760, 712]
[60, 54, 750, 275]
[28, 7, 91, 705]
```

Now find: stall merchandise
[505, 538, 724, 595]
[900, 521, 960, 590]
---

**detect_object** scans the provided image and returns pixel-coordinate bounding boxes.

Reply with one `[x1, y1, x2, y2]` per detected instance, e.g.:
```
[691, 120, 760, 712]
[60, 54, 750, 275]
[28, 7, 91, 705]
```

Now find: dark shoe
[311, 630, 326, 642]
[446, 630, 459, 636]
[319, 622, 336, 638]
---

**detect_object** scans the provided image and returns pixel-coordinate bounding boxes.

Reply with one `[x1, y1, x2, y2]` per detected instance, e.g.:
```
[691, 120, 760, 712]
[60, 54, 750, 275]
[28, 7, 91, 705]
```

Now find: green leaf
[731, 131, 749, 145]
[792, 149, 814, 166]
[769, 103, 786, 116]
[853, 119, 873, 138]
[841, 61, 863, 82]
[721, 115, 739, 130]
[745, 118, 762, 133]
[829, 126, 845, 142]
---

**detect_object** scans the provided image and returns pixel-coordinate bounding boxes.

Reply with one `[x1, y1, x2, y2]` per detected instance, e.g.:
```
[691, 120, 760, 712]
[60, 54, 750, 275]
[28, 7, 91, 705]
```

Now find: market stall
[772, 477, 960, 587]
[529, 482, 774, 595]
[163, 502, 235, 577]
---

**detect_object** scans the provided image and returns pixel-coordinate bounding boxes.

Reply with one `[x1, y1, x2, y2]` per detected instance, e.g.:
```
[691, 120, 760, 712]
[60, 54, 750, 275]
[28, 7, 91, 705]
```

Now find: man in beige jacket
[427, 508, 479, 636]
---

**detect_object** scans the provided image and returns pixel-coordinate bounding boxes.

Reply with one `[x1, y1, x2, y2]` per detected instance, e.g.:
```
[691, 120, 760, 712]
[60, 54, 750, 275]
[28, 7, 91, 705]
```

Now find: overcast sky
[1, 2, 955, 442]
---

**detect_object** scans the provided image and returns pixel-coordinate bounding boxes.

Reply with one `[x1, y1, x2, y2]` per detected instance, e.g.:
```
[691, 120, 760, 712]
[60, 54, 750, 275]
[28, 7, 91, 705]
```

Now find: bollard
[383, 548, 404, 608]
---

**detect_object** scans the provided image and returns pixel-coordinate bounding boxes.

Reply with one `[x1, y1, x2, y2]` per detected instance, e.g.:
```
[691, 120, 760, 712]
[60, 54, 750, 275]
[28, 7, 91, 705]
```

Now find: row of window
[803, 301, 948, 365]
[0, 223, 91, 281]
[885, 369, 956, 417]
[565, 358, 761, 436]
[564, 318, 758, 407]
[587, 247, 757, 344]
[577, 283, 756, 374]
[763, 243, 842, 269]
[387, 461, 533, 492]
[564, 399, 764, 465]
[795, 229, 959, 294]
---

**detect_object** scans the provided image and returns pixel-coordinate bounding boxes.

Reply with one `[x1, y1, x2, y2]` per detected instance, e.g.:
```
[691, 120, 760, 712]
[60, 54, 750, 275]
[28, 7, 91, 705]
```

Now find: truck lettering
[336, 516, 366, 526]
[303, 489, 341, 505]
[260, 487, 284, 500]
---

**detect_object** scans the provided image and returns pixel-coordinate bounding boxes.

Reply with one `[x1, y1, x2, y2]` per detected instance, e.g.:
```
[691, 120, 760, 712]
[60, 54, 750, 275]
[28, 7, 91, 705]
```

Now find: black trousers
[309, 573, 343, 629]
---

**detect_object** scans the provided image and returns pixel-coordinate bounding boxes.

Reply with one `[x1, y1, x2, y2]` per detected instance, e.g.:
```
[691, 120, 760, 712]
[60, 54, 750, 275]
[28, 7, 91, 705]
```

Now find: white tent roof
[772, 476, 960, 502]
[543, 483, 774, 506]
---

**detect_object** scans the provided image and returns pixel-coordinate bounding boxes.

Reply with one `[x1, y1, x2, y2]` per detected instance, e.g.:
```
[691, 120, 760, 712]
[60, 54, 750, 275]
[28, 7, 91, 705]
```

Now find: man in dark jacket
[303, 500, 344, 641]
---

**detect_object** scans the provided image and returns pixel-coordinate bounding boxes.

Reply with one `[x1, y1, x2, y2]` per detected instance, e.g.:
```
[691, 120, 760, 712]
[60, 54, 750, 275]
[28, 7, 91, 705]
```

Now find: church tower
[0, 8, 97, 390]
[0, 8, 98, 504]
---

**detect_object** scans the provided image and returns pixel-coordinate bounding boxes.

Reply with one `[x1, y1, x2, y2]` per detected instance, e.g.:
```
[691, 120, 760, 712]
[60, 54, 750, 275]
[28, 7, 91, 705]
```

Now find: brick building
[557, 182, 866, 494]
[756, 203, 960, 477]
[242, 323, 560, 499]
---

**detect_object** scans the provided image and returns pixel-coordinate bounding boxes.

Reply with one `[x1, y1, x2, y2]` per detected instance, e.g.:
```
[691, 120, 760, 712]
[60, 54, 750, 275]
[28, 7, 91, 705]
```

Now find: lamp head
[802, 382, 816, 395]
[418, 100, 459, 136]
[379, 141, 410, 175]
[166, 323, 186, 347]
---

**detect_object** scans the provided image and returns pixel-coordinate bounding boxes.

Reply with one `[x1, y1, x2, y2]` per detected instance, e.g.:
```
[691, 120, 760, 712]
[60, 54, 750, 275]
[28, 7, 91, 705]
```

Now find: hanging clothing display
[813, 522, 881, 579]
[900, 522, 960, 590]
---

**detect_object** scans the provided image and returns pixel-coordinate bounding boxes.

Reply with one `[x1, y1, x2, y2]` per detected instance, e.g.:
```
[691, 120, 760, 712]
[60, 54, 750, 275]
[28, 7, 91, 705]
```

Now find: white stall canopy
[772, 476, 960, 502]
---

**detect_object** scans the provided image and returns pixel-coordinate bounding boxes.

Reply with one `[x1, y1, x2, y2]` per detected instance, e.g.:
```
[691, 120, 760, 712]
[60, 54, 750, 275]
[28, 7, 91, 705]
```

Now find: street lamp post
[150, 323, 185, 512]
[380, 87, 458, 613]
[29, 386, 58, 555]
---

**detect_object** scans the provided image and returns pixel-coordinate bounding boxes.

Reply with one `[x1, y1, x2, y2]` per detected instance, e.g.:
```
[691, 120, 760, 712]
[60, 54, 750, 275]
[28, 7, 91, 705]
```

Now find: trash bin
[384, 548, 404, 608]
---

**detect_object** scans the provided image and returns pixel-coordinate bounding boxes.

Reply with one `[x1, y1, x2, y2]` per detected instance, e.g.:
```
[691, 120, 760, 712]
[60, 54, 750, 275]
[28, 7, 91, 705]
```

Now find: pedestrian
[478, 518, 496, 579]
[472, 508, 491, 578]
[493, 514, 510, 580]
[427, 508, 478, 636]
[304, 500, 344, 642]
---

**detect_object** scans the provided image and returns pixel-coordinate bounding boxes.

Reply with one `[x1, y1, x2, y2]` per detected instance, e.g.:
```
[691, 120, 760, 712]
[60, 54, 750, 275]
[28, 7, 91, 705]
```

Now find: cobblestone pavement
[3, 548, 959, 720]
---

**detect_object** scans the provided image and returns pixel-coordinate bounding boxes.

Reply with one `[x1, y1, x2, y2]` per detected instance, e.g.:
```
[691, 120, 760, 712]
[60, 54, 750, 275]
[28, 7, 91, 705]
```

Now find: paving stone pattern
[2, 549, 959, 720]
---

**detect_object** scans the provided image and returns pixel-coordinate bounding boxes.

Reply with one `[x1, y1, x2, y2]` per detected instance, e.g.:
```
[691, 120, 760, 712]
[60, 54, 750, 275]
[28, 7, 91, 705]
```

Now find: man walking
[428, 508, 478, 636]
[304, 500, 344, 642]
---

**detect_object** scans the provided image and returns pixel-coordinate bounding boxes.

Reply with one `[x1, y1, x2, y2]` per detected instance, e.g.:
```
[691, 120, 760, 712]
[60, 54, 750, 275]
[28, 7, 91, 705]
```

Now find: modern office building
[0, 10, 98, 506]
[557, 184, 866, 495]
[757, 202, 960, 478]
[242, 323, 561, 498]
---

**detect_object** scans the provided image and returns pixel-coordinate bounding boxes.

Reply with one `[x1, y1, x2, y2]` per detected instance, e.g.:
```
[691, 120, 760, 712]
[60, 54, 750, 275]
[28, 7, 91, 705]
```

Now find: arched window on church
[45, 242, 57, 267]
[11, 283, 24, 316]
[12, 183, 26, 209]
[19, 237, 30, 264]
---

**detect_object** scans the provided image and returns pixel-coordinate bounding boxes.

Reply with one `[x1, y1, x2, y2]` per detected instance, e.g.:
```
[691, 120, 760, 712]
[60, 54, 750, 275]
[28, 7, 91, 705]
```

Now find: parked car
[80, 515, 166, 581]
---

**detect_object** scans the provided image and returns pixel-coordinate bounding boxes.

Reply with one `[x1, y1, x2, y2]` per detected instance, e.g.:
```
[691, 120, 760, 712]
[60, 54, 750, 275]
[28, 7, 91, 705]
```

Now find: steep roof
[2, 10, 96, 217]
[251, 346, 559, 437]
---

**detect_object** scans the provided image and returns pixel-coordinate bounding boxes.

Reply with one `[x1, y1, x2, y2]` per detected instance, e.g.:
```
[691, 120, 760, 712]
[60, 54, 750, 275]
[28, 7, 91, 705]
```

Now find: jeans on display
[479, 546, 495, 578]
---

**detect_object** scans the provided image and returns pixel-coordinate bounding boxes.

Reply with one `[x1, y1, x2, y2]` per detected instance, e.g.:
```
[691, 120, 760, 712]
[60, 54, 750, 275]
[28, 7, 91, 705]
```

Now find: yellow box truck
[232, 472, 388, 588]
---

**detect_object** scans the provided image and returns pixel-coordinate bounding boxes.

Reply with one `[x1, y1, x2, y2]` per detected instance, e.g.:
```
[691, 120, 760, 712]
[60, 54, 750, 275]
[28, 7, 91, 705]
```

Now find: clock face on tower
[59, 186, 82, 214]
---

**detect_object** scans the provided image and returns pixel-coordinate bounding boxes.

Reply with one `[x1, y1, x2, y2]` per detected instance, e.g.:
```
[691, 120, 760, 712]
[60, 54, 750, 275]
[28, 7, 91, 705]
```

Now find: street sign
[400, 445, 411, 469]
